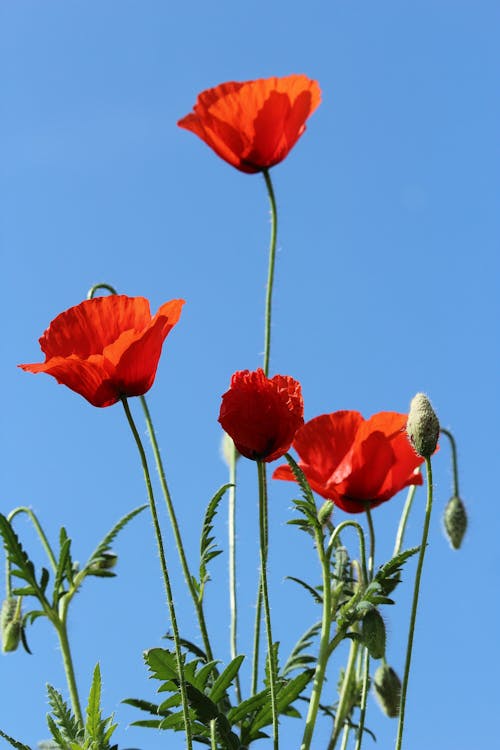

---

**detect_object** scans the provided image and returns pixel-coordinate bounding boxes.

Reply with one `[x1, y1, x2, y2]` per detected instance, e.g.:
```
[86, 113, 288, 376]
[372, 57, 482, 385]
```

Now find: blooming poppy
[218, 369, 304, 462]
[19, 295, 184, 408]
[273, 411, 424, 513]
[178, 74, 321, 174]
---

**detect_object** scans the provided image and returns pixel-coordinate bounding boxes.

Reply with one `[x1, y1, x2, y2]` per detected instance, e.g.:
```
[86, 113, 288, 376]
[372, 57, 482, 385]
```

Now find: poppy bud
[318, 500, 334, 525]
[88, 551, 118, 574]
[221, 432, 240, 467]
[443, 495, 468, 549]
[1, 598, 22, 653]
[361, 608, 386, 660]
[373, 663, 401, 718]
[406, 393, 440, 458]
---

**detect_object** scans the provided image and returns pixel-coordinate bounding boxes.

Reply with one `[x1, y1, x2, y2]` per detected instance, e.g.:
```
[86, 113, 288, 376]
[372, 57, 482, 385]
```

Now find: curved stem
[140, 395, 214, 662]
[262, 168, 278, 376]
[257, 461, 278, 749]
[327, 521, 368, 586]
[440, 427, 460, 497]
[7, 507, 58, 572]
[227, 441, 242, 703]
[393, 480, 419, 557]
[87, 282, 118, 299]
[121, 397, 192, 750]
[300, 523, 332, 750]
[395, 458, 434, 750]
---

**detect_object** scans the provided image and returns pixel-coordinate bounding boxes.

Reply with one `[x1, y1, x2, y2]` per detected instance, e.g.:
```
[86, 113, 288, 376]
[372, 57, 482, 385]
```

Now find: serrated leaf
[53, 538, 71, 602]
[84, 505, 147, 573]
[285, 455, 316, 507]
[199, 484, 231, 589]
[286, 576, 323, 604]
[122, 697, 166, 716]
[209, 655, 244, 703]
[282, 620, 322, 676]
[185, 684, 218, 724]
[0, 729, 33, 750]
[145, 647, 181, 682]
[46, 715, 67, 749]
[226, 690, 270, 723]
[46, 684, 82, 743]
[250, 670, 314, 734]
[0, 516, 45, 603]
[39, 567, 50, 595]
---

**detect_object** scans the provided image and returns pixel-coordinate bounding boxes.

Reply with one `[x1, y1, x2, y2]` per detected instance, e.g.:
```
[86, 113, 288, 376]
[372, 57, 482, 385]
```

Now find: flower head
[273, 411, 424, 513]
[19, 295, 184, 408]
[178, 74, 321, 173]
[218, 369, 304, 462]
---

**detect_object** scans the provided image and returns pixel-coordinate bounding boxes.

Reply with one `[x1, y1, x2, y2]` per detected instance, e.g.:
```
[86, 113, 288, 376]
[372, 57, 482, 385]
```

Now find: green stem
[365, 506, 375, 580]
[87, 282, 118, 300]
[250, 579, 263, 696]
[262, 168, 278, 377]
[227, 440, 242, 703]
[327, 521, 368, 586]
[121, 397, 192, 750]
[393, 480, 419, 557]
[140, 395, 214, 662]
[300, 524, 332, 750]
[54, 619, 84, 727]
[329, 639, 359, 749]
[395, 458, 434, 750]
[440, 427, 460, 496]
[354, 647, 370, 750]
[339, 724, 350, 750]
[7, 507, 58, 572]
[257, 461, 278, 749]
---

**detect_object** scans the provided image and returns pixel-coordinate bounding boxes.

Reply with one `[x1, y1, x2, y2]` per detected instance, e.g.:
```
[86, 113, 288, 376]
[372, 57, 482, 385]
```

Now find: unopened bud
[373, 663, 401, 718]
[1, 598, 22, 653]
[221, 432, 240, 467]
[318, 500, 334, 525]
[443, 495, 467, 549]
[88, 551, 118, 574]
[406, 393, 439, 458]
[361, 608, 386, 660]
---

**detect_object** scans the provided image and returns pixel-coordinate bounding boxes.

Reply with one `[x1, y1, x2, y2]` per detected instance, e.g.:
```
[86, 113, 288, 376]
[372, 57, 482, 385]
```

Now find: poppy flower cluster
[19, 295, 184, 408]
[273, 411, 424, 513]
[218, 369, 304, 462]
[178, 74, 321, 173]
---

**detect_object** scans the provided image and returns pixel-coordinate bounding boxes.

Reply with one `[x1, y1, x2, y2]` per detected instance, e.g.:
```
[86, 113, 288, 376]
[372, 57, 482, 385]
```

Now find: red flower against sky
[178, 74, 321, 173]
[19, 295, 184, 408]
[218, 369, 304, 462]
[273, 411, 424, 513]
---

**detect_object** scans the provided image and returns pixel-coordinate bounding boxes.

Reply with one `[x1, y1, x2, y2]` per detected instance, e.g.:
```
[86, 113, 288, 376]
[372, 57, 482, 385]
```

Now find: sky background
[1, 2, 499, 749]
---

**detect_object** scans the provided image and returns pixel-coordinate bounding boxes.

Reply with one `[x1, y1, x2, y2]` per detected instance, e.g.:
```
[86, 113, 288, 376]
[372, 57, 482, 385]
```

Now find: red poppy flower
[19, 295, 184, 408]
[178, 74, 321, 174]
[218, 369, 304, 462]
[273, 411, 424, 513]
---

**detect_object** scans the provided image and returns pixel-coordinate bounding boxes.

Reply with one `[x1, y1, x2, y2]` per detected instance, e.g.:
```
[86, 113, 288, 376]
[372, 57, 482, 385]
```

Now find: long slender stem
[393, 481, 419, 557]
[329, 639, 359, 749]
[354, 647, 370, 750]
[300, 524, 332, 750]
[365, 506, 375, 580]
[121, 397, 192, 750]
[395, 458, 434, 750]
[257, 461, 278, 749]
[262, 168, 278, 377]
[227, 440, 242, 703]
[440, 427, 460, 496]
[140, 395, 214, 661]
[55, 620, 84, 726]
[7, 507, 58, 572]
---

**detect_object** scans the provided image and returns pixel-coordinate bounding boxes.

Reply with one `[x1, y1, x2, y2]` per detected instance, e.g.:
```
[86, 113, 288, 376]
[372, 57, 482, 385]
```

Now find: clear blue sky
[1, 2, 498, 749]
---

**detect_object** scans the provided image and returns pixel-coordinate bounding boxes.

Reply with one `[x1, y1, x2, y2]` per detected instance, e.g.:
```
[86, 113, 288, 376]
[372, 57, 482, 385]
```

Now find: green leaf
[282, 620, 322, 676]
[226, 691, 270, 724]
[122, 697, 166, 716]
[286, 576, 323, 604]
[84, 505, 147, 573]
[199, 484, 231, 589]
[250, 670, 314, 734]
[0, 516, 44, 603]
[85, 664, 103, 740]
[0, 729, 32, 750]
[52, 538, 71, 604]
[209, 655, 245, 703]
[46, 684, 82, 743]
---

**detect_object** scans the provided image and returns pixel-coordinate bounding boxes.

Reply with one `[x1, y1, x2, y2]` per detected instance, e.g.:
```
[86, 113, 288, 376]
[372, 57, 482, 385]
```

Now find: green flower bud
[361, 608, 386, 660]
[221, 432, 240, 467]
[318, 500, 334, 525]
[406, 393, 440, 458]
[443, 495, 467, 549]
[88, 551, 118, 575]
[373, 663, 401, 718]
[1, 598, 22, 653]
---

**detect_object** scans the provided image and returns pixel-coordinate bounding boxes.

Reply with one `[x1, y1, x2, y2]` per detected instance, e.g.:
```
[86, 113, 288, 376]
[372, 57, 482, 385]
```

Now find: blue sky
[1, 2, 499, 749]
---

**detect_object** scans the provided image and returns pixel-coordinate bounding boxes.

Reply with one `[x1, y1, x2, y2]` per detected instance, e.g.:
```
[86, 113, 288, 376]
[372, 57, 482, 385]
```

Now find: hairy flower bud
[318, 500, 334, 525]
[88, 551, 118, 575]
[443, 495, 468, 549]
[373, 663, 401, 718]
[361, 608, 386, 660]
[1, 598, 22, 653]
[406, 393, 439, 458]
